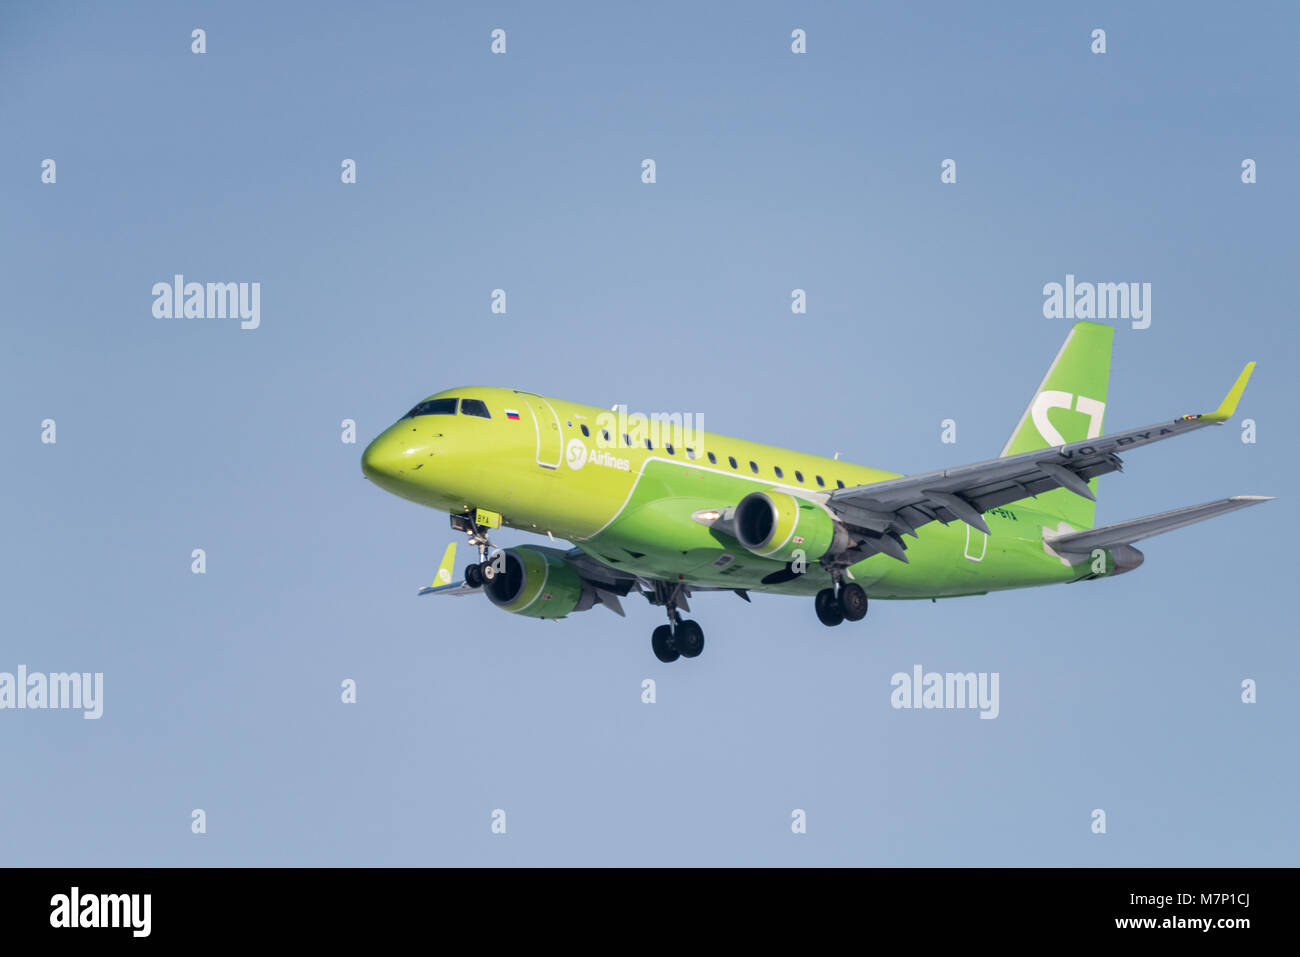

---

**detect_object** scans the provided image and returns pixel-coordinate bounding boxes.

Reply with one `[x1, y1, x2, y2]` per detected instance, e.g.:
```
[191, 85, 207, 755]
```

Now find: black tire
[675, 619, 705, 658]
[815, 588, 844, 626]
[838, 583, 868, 621]
[651, 624, 679, 663]
[464, 563, 483, 589]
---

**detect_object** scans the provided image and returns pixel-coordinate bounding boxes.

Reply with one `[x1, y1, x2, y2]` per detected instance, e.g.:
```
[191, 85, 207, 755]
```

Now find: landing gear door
[516, 391, 562, 469]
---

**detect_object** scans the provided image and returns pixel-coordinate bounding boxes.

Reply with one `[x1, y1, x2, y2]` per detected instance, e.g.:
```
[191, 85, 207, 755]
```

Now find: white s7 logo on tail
[1031, 391, 1105, 446]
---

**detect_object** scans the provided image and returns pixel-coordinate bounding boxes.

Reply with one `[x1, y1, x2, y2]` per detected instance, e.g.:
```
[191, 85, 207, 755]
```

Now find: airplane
[361, 321, 1270, 662]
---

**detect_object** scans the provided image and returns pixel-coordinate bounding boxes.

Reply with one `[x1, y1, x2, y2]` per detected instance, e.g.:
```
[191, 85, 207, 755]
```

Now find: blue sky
[1, 1, 1296, 865]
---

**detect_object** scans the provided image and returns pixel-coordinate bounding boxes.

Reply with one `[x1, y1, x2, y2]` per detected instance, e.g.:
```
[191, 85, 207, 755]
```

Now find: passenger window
[774, 466, 784, 479]
[623, 434, 631, 446]
[749, 461, 758, 474]
[644, 438, 652, 450]
[405, 398, 457, 417]
[686, 448, 696, 460]
[601, 429, 611, 443]
[707, 452, 717, 464]
[836, 479, 846, 489]
[728, 456, 738, 469]
[795, 470, 804, 483]
[580, 424, 590, 437]
[666, 444, 675, 455]
[460, 398, 491, 419]
[815, 475, 825, 487]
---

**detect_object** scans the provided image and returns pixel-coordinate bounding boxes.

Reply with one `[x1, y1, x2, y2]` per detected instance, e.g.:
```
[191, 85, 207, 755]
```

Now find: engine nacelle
[483, 546, 588, 619]
[733, 490, 849, 563]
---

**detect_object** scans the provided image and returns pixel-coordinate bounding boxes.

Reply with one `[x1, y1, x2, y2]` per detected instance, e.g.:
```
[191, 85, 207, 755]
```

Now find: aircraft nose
[361, 433, 407, 481]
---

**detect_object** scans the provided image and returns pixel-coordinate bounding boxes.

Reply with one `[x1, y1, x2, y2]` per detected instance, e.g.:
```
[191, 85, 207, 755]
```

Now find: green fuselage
[361, 387, 1095, 599]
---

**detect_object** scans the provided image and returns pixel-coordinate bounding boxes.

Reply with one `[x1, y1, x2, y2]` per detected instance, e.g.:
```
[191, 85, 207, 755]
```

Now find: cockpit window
[460, 398, 491, 419]
[405, 398, 457, 418]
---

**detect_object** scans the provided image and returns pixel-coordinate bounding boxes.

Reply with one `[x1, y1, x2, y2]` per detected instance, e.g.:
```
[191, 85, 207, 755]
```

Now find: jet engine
[483, 545, 593, 619]
[733, 490, 850, 563]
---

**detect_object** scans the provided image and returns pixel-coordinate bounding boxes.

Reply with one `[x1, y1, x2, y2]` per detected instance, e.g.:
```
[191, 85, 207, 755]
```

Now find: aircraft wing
[411, 540, 724, 615]
[825, 363, 1257, 552]
[565, 547, 749, 609]
[564, 548, 639, 591]
[414, 542, 637, 612]
[1042, 495, 1272, 556]
[417, 581, 479, 596]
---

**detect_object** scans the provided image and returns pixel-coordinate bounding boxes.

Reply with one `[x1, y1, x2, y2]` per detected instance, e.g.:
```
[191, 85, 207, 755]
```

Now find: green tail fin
[1001, 321, 1114, 529]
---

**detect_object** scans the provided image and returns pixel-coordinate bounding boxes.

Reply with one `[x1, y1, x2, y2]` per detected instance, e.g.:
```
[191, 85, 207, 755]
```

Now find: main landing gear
[652, 619, 704, 663]
[814, 579, 868, 627]
[647, 582, 705, 663]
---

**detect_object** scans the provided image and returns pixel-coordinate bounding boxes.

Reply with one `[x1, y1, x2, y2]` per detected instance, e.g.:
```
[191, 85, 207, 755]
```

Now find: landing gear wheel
[464, 563, 483, 588]
[651, 624, 679, 663]
[674, 619, 705, 658]
[838, 583, 868, 621]
[480, 559, 497, 582]
[815, 588, 844, 626]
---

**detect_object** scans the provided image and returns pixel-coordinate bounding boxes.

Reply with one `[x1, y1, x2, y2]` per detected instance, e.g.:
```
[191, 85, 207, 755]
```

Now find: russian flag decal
[505, 409, 520, 420]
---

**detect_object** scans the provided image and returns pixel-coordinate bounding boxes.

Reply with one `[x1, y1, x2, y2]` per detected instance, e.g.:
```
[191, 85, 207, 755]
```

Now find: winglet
[418, 542, 458, 594]
[1202, 362, 1255, 423]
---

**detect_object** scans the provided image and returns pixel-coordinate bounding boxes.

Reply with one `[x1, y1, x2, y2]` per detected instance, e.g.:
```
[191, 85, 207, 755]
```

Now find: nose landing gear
[452, 513, 501, 591]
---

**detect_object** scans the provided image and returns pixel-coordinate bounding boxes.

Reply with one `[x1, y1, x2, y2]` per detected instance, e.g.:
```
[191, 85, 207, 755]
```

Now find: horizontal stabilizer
[1044, 496, 1272, 555]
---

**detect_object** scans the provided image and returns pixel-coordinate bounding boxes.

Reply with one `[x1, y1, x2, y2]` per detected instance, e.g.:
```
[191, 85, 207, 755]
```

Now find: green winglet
[434, 542, 457, 587]
[1202, 362, 1255, 423]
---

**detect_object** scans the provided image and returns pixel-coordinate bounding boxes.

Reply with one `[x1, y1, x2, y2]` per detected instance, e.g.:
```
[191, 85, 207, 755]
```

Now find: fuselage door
[516, 391, 563, 469]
